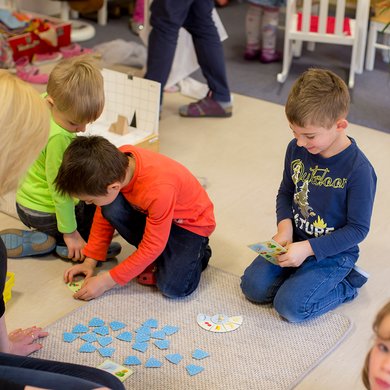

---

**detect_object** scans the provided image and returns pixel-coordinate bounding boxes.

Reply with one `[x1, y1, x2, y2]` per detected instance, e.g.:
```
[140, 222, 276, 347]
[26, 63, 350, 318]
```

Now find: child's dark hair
[55, 135, 129, 196]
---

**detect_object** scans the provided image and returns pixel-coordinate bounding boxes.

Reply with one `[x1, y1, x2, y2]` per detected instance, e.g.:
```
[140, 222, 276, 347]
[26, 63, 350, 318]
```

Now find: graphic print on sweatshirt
[291, 159, 347, 238]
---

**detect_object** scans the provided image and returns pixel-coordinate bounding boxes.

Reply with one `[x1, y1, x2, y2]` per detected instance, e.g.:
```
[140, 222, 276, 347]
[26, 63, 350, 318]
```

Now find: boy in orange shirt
[55, 135, 215, 300]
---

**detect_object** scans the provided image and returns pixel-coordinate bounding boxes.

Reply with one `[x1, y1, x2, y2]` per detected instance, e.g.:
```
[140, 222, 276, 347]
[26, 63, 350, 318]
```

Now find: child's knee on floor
[157, 271, 202, 299]
[240, 272, 273, 304]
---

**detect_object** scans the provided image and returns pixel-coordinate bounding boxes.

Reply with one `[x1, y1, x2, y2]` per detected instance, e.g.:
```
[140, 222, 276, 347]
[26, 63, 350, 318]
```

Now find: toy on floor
[98, 359, 133, 382]
[197, 313, 243, 332]
[60, 316, 208, 378]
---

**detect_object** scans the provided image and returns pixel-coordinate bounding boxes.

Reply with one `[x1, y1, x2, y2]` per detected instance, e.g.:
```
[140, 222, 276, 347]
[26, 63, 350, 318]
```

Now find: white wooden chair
[365, 1, 390, 70]
[277, 0, 371, 88]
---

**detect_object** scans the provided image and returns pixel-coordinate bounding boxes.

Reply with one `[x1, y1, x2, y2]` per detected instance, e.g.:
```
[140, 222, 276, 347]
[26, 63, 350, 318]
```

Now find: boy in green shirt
[0, 55, 120, 261]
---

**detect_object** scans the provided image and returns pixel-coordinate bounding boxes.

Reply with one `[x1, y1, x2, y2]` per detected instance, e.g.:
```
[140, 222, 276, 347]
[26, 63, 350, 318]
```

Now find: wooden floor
[2, 92, 389, 389]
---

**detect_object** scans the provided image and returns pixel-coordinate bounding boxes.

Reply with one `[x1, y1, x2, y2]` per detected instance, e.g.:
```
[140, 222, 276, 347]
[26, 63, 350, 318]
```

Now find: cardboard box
[7, 13, 71, 61]
[84, 68, 160, 153]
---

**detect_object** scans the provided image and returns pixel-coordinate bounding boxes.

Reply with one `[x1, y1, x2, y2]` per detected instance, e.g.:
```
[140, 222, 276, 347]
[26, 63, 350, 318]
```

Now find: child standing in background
[241, 68, 377, 322]
[0, 55, 121, 262]
[362, 301, 390, 390]
[244, 0, 285, 63]
[130, 0, 144, 35]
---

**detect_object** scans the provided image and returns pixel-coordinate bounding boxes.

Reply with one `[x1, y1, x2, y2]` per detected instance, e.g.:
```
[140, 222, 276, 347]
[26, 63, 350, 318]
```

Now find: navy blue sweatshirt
[276, 138, 377, 261]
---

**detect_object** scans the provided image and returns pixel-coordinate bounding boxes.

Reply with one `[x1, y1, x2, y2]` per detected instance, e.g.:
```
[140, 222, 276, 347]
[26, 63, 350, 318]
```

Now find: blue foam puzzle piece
[88, 317, 105, 327]
[161, 325, 179, 336]
[109, 321, 126, 331]
[151, 330, 165, 340]
[63, 332, 79, 343]
[135, 332, 150, 343]
[116, 331, 132, 342]
[97, 336, 113, 347]
[143, 318, 158, 328]
[132, 342, 148, 353]
[135, 326, 151, 335]
[186, 364, 204, 376]
[80, 333, 98, 343]
[116, 332, 133, 342]
[165, 353, 183, 365]
[72, 323, 89, 333]
[79, 343, 97, 353]
[154, 339, 170, 350]
[192, 349, 210, 360]
[145, 357, 162, 368]
[98, 347, 115, 357]
[124, 355, 142, 366]
[93, 326, 109, 336]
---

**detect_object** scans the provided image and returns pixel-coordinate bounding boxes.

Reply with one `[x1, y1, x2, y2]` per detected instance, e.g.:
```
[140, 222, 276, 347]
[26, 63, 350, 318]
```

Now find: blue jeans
[16, 202, 96, 245]
[240, 253, 358, 322]
[101, 193, 211, 298]
[145, 0, 231, 102]
[0, 352, 124, 389]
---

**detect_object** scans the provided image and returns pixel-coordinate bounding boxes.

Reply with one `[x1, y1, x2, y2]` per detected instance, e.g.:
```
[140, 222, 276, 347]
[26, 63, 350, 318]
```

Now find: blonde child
[362, 301, 390, 390]
[0, 70, 123, 389]
[241, 68, 377, 322]
[0, 55, 120, 261]
[244, 0, 285, 63]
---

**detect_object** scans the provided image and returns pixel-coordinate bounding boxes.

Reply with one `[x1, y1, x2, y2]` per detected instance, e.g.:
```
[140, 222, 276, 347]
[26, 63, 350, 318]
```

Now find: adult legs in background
[145, 0, 231, 115]
[101, 193, 211, 298]
[145, 0, 192, 102]
[182, 0, 231, 102]
[0, 352, 124, 390]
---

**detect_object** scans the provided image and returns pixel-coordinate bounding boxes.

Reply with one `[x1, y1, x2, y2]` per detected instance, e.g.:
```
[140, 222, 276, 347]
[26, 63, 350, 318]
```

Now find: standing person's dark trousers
[145, 0, 231, 104]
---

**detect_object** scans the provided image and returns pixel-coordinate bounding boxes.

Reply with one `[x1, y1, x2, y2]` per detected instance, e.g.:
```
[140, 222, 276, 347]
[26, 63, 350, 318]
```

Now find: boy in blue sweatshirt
[241, 68, 377, 322]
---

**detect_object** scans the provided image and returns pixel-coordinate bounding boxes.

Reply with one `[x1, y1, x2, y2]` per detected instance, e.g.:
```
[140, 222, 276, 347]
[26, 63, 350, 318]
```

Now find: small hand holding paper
[73, 272, 116, 301]
[277, 240, 314, 268]
[64, 257, 97, 284]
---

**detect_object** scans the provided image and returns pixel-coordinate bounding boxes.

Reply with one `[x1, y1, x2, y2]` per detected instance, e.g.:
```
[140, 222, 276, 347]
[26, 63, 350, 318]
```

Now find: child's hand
[63, 230, 87, 262]
[274, 219, 293, 247]
[64, 257, 97, 284]
[277, 240, 314, 268]
[272, 232, 292, 248]
[8, 326, 48, 356]
[73, 272, 116, 301]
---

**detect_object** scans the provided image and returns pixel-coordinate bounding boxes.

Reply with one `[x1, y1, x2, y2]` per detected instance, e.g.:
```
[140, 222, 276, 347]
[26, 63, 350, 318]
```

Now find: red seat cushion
[297, 13, 351, 35]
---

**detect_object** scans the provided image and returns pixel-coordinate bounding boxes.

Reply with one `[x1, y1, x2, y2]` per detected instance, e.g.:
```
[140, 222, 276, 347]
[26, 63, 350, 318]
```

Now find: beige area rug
[34, 266, 352, 390]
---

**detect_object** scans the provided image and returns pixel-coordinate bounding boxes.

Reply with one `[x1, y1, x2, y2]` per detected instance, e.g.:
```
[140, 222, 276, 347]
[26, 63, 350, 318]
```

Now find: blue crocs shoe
[0, 229, 56, 258]
[56, 241, 122, 260]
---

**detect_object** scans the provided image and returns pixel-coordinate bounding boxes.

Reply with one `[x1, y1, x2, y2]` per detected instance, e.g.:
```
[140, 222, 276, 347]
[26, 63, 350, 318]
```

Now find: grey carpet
[34, 266, 352, 390]
[81, 1, 390, 134]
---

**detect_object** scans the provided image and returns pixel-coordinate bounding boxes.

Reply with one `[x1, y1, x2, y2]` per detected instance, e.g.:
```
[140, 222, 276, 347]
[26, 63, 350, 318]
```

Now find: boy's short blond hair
[47, 54, 104, 123]
[0, 70, 50, 195]
[285, 68, 350, 129]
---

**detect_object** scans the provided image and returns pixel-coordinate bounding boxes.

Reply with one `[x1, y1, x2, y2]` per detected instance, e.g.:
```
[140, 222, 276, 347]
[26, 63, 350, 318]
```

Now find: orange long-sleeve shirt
[83, 145, 216, 285]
